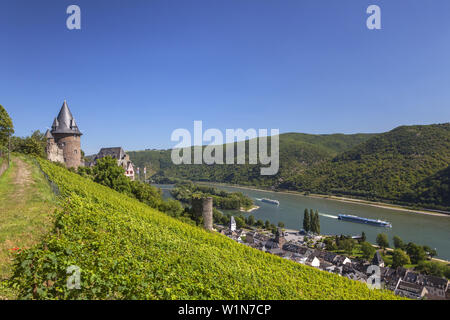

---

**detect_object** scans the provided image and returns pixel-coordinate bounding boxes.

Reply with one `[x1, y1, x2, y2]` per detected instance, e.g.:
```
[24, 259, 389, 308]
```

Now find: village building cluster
[216, 220, 450, 300]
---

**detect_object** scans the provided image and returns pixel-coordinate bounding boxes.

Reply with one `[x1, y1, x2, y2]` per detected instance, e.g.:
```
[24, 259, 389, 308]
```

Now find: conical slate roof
[50, 101, 82, 135]
[51, 118, 59, 130]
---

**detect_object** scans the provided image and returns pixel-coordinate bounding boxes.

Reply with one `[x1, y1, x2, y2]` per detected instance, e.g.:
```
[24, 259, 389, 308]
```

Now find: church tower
[45, 101, 83, 168]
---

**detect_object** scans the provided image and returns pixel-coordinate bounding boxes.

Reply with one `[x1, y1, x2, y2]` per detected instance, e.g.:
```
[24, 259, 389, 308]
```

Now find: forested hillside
[413, 165, 450, 208]
[129, 132, 375, 186]
[130, 123, 450, 210]
[282, 123, 450, 208]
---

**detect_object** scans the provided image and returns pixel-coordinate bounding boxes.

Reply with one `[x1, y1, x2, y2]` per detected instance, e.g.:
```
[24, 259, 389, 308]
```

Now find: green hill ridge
[289, 123, 450, 206]
[128, 132, 375, 186]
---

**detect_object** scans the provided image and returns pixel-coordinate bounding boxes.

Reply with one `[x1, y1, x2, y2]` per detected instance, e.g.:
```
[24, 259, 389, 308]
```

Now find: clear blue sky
[1, 0, 450, 154]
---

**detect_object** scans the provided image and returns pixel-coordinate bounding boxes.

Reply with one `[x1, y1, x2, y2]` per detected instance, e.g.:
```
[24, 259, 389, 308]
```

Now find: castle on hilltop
[45, 101, 83, 168]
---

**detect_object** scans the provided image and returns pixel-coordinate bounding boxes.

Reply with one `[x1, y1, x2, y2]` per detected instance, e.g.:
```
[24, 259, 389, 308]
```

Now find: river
[155, 184, 450, 260]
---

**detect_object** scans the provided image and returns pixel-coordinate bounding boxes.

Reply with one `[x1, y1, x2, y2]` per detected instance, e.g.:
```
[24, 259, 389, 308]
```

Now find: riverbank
[196, 182, 450, 218]
[240, 205, 259, 213]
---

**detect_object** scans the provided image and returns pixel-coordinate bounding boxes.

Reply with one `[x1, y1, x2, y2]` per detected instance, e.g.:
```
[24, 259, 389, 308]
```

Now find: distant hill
[285, 123, 450, 204]
[129, 123, 450, 210]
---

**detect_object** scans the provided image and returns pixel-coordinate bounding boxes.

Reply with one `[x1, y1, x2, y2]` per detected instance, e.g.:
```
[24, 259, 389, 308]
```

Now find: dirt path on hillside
[13, 158, 32, 185]
[0, 157, 51, 299]
[6, 158, 33, 202]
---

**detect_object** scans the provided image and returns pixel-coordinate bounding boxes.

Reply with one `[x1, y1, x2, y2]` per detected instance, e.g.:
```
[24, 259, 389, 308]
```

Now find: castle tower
[202, 197, 213, 231]
[46, 101, 83, 168]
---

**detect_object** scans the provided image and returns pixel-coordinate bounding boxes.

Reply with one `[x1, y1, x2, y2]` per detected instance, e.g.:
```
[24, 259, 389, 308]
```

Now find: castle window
[74, 149, 77, 154]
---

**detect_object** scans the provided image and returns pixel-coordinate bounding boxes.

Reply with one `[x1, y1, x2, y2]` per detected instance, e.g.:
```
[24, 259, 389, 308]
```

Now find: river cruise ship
[338, 214, 392, 228]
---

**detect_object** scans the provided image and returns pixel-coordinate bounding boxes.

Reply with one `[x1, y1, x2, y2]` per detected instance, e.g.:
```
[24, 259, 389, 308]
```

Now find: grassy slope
[0, 155, 57, 299]
[9, 157, 400, 300]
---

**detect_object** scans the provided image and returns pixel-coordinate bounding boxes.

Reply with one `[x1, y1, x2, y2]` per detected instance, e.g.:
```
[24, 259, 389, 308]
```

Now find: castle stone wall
[57, 134, 82, 169]
[46, 140, 65, 163]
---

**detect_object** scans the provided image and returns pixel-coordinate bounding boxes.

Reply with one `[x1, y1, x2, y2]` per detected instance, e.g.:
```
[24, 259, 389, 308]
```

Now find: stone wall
[46, 139, 64, 163]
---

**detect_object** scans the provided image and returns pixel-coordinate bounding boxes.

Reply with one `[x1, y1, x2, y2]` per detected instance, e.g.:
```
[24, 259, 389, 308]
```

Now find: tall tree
[314, 210, 320, 234]
[392, 249, 411, 268]
[309, 209, 315, 233]
[11, 130, 46, 157]
[361, 241, 376, 260]
[360, 231, 367, 243]
[406, 242, 427, 264]
[93, 156, 131, 194]
[393, 236, 404, 249]
[339, 238, 354, 255]
[376, 233, 389, 252]
[246, 215, 255, 226]
[303, 208, 310, 232]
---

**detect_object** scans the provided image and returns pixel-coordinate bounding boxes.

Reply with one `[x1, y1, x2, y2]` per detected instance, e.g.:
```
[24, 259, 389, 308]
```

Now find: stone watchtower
[191, 197, 213, 231]
[45, 101, 83, 168]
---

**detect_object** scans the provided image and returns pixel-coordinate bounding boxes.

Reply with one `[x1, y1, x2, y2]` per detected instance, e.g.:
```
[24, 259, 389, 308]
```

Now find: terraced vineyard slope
[10, 158, 400, 300]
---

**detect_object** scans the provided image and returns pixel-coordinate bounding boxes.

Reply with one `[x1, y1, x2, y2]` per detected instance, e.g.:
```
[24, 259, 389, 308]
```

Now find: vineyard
[9, 158, 401, 299]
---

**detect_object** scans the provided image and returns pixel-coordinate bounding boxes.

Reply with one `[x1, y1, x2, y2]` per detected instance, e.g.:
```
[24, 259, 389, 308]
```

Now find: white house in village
[342, 257, 352, 265]
[310, 257, 320, 268]
[230, 216, 236, 232]
[125, 161, 135, 180]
